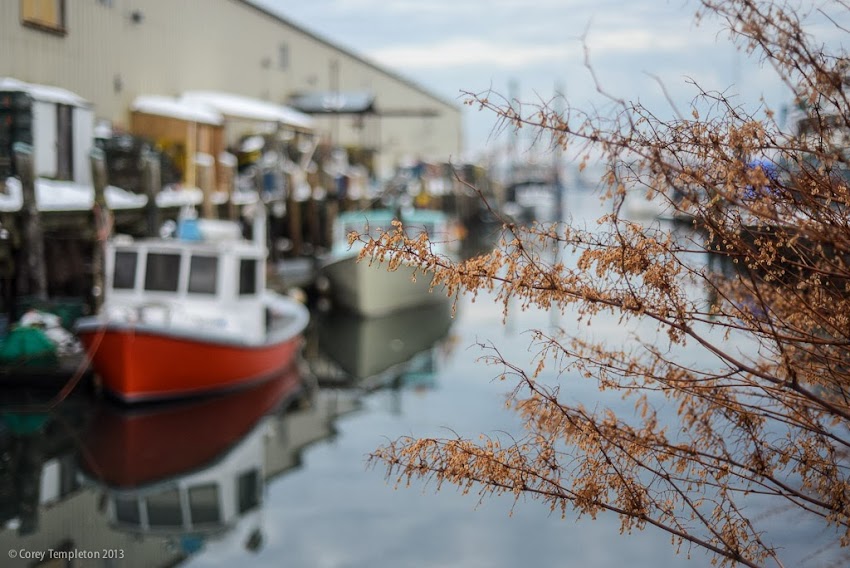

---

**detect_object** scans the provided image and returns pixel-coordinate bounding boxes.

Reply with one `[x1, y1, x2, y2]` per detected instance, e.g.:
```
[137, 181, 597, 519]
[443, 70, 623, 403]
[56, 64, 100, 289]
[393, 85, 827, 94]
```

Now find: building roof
[0, 77, 91, 107]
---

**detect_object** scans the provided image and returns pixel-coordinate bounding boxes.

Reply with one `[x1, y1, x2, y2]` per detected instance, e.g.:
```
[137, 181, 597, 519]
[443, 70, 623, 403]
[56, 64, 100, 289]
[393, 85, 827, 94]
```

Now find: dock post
[219, 152, 238, 221]
[325, 198, 338, 249]
[13, 142, 47, 303]
[196, 153, 216, 219]
[307, 193, 321, 253]
[287, 196, 302, 257]
[141, 149, 161, 237]
[90, 147, 111, 313]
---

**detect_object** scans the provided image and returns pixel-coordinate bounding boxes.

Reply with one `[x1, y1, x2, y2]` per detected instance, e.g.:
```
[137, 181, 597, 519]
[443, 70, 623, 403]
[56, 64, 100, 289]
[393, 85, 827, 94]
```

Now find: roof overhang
[0, 77, 92, 108]
[131, 95, 223, 126]
[181, 90, 314, 131]
[289, 91, 376, 115]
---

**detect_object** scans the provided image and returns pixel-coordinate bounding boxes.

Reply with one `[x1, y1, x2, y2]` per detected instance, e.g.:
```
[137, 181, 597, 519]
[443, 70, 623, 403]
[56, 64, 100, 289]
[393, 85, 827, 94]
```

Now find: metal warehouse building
[0, 0, 463, 179]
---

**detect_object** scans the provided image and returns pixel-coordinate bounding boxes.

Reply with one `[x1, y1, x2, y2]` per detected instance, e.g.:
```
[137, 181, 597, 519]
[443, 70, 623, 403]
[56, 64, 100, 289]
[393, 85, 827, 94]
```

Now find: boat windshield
[188, 255, 218, 295]
[239, 259, 257, 296]
[145, 253, 181, 292]
[113, 250, 138, 289]
[108, 245, 264, 303]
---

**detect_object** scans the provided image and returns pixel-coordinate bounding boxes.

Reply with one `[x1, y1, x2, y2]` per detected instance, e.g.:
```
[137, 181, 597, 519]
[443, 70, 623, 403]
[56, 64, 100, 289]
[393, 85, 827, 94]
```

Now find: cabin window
[239, 259, 256, 296]
[188, 255, 218, 295]
[146, 489, 182, 527]
[188, 484, 220, 525]
[237, 470, 261, 514]
[144, 253, 180, 292]
[21, 0, 66, 34]
[113, 251, 138, 289]
[114, 496, 140, 525]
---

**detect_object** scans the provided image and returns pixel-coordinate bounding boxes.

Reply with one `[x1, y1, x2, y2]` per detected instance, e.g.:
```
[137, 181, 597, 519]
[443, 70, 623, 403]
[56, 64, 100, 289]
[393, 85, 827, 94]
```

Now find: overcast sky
[249, 0, 842, 162]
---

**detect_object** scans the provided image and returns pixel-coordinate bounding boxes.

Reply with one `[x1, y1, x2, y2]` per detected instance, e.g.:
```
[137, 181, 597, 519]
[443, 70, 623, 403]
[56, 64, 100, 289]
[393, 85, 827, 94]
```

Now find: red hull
[81, 364, 301, 488]
[77, 326, 302, 402]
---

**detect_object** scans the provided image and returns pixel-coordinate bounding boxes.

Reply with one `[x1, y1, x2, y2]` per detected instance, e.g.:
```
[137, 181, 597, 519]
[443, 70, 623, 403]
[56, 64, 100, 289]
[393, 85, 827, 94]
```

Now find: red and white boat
[75, 206, 309, 403]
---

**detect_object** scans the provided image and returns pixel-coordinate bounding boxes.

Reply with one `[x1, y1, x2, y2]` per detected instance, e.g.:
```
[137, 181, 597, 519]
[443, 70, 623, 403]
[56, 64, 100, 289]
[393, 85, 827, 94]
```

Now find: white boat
[321, 208, 456, 317]
[74, 206, 310, 402]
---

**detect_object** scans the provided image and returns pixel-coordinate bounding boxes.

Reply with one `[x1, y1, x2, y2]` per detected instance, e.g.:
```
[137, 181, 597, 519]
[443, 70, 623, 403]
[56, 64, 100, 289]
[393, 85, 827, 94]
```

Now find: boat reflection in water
[312, 299, 455, 391]
[0, 362, 362, 566]
[80, 365, 303, 556]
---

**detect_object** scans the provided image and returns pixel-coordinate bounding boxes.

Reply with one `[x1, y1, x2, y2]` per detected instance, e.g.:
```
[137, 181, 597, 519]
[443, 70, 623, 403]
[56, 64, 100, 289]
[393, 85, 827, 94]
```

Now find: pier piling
[13, 142, 47, 303]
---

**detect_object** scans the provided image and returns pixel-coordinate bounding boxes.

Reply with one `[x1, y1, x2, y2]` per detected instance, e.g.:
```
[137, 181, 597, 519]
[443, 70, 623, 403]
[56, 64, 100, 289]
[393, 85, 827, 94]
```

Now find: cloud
[367, 38, 579, 70]
[324, 0, 578, 16]
[584, 27, 705, 54]
[368, 25, 714, 72]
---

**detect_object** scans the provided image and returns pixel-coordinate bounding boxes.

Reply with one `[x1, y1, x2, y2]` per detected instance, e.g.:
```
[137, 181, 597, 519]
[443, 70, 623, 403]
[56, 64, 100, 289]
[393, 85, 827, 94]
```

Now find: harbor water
[0, 190, 842, 567]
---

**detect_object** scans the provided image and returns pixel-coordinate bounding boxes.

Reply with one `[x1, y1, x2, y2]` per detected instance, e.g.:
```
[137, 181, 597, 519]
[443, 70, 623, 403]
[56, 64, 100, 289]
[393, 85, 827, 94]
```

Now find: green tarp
[0, 326, 58, 366]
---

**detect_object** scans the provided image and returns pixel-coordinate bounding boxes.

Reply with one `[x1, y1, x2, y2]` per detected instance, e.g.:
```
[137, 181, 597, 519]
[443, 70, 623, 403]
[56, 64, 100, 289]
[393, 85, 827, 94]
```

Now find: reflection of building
[0, 373, 361, 567]
[0, 1, 462, 178]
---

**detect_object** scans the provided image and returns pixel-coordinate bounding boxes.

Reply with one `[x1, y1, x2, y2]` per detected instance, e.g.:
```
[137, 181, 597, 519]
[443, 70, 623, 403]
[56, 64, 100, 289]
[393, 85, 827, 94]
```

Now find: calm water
[0, 190, 842, 567]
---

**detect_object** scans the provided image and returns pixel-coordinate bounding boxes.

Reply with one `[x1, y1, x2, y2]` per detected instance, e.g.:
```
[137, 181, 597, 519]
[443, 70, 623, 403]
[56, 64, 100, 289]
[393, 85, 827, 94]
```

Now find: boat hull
[76, 322, 303, 403]
[322, 254, 450, 317]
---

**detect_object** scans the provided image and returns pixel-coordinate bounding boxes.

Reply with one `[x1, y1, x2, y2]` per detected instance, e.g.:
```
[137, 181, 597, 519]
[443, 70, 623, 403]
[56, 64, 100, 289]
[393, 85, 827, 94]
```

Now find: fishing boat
[74, 206, 309, 403]
[321, 208, 456, 317]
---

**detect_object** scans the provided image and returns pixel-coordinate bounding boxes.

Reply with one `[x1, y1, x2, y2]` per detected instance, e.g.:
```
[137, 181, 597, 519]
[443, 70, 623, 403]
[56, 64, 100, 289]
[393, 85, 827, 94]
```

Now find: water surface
[0, 189, 841, 567]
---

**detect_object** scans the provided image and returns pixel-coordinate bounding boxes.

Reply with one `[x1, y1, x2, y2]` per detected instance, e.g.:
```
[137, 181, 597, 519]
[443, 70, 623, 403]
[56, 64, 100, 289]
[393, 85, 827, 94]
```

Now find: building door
[56, 104, 73, 181]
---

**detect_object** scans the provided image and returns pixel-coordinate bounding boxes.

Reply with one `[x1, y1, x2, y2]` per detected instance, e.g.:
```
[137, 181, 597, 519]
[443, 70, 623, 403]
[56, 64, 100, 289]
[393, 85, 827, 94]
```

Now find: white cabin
[103, 217, 269, 344]
[0, 77, 95, 185]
